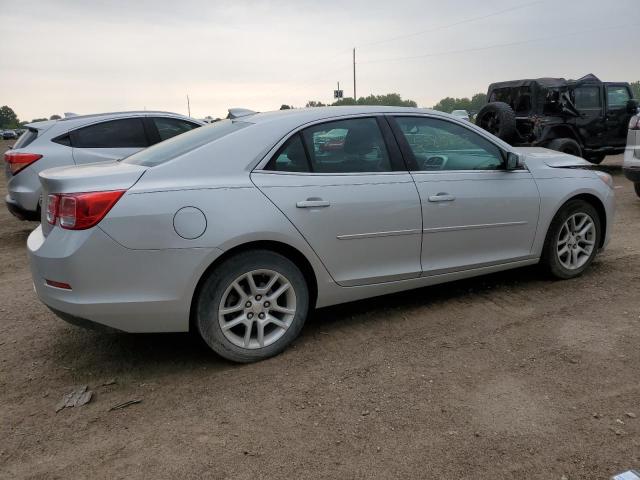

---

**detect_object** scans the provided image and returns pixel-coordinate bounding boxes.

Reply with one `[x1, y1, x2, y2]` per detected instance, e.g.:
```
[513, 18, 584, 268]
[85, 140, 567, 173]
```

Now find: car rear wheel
[547, 138, 582, 158]
[541, 199, 601, 279]
[196, 250, 309, 363]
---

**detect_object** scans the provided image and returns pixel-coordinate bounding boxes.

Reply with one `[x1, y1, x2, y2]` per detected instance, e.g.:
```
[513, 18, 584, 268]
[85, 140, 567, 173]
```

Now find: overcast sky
[2, 0, 639, 121]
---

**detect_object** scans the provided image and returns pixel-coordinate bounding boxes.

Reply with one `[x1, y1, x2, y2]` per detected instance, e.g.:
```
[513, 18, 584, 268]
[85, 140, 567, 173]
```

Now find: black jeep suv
[476, 74, 637, 164]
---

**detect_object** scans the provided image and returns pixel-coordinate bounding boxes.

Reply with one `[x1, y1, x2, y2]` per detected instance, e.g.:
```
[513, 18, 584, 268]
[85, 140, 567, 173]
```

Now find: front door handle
[296, 198, 331, 208]
[428, 193, 456, 203]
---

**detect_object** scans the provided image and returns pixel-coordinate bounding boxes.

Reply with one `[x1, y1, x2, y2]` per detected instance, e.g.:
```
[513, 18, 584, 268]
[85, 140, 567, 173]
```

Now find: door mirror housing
[627, 99, 639, 114]
[506, 152, 520, 170]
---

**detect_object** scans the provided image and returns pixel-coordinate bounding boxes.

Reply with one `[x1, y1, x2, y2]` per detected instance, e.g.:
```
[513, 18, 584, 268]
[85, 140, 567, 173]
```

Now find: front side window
[573, 86, 601, 110]
[606, 86, 631, 109]
[266, 117, 392, 173]
[394, 116, 504, 171]
[73, 118, 148, 148]
[153, 117, 200, 141]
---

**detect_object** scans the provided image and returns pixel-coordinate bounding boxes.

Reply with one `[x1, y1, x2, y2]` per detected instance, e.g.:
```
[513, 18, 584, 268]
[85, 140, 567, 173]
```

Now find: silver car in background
[4, 111, 203, 220]
[28, 106, 615, 362]
[624, 113, 640, 197]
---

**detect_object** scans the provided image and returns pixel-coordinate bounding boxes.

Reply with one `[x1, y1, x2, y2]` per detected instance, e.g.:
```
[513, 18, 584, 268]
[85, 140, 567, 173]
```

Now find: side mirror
[506, 152, 520, 170]
[627, 99, 639, 114]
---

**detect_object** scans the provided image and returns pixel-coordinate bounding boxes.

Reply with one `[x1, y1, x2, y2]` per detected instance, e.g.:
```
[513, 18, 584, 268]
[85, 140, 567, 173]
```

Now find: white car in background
[450, 109, 470, 122]
[4, 111, 203, 220]
[624, 114, 640, 197]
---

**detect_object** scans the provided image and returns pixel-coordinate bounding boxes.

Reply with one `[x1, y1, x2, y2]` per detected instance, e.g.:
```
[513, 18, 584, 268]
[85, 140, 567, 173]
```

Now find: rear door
[251, 116, 423, 287]
[604, 84, 634, 148]
[389, 115, 540, 274]
[70, 117, 150, 164]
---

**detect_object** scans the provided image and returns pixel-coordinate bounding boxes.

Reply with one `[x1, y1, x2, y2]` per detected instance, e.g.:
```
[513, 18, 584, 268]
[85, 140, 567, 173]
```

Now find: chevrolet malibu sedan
[28, 106, 615, 362]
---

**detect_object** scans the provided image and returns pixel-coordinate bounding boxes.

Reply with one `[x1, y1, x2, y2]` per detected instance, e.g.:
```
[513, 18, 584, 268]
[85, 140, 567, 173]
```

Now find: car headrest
[343, 123, 376, 155]
[286, 139, 307, 165]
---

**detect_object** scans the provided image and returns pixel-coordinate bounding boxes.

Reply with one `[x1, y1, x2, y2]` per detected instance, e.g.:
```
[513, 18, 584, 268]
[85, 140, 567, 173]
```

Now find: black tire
[585, 153, 606, 165]
[541, 199, 601, 279]
[475, 102, 517, 141]
[635, 183, 640, 198]
[547, 138, 582, 158]
[196, 250, 309, 363]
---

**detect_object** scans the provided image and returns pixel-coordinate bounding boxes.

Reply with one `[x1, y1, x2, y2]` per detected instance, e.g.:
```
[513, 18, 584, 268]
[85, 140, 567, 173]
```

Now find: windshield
[123, 119, 250, 167]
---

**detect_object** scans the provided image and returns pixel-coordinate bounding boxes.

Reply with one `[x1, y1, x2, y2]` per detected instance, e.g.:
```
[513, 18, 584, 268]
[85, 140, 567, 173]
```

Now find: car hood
[513, 147, 592, 169]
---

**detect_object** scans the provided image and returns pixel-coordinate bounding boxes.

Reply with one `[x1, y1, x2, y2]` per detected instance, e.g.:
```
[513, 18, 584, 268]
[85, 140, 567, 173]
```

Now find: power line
[357, 0, 543, 49]
[357, 23, 635, 65]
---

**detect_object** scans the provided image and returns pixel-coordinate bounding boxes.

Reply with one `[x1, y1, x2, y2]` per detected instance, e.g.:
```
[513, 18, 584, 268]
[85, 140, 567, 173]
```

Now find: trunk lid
[40, 161, 147, 235]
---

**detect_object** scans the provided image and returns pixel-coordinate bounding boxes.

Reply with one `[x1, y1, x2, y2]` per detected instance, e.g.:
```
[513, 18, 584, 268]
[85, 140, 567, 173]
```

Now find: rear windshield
[14, 128, 38, 149]
[122, 119, 250, 167]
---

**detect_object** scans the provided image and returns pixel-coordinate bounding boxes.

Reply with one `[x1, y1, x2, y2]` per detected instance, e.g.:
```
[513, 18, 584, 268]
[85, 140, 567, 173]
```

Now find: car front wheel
[196, 250, 309, 363]
[541, 199, 601, 279]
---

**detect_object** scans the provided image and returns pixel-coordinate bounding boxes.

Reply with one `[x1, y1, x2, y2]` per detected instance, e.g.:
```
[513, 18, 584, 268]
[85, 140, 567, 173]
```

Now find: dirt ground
[1, 141, 639, 480]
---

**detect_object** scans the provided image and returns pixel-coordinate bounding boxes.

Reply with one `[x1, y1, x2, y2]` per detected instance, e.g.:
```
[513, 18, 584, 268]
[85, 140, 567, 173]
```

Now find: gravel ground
[1, 142, 639, 480]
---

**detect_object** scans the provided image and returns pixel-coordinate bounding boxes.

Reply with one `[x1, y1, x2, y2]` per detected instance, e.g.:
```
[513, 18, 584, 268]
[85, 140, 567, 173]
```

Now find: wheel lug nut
[245, 301, 252, 308]
[247, 313, 254, 319]
[258, 313, 265, 319]
[255, 295, 262, 301]
[264, 301, 270, 308]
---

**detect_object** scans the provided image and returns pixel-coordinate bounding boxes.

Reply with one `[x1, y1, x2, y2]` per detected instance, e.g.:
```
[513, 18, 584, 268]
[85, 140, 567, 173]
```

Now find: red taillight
[4, 152, 42, 174]
[47, 190, 125, 230]
[629, 116, 640, 130]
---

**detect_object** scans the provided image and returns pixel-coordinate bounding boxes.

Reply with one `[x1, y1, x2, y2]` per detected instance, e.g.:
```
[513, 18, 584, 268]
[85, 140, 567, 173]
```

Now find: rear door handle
[428, 193, 456, 203]
[296, 198, 331, 208]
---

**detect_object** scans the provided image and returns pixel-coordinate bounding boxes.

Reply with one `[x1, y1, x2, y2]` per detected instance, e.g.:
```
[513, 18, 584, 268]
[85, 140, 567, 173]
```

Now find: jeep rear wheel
[475, 102, 517, 142]
[547, 138, 582, 158]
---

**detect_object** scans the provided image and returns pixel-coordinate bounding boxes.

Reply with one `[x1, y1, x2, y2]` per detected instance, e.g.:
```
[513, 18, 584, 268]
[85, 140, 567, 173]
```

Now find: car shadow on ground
[0, 226, 33, 248]
[47, 264, 548, 374]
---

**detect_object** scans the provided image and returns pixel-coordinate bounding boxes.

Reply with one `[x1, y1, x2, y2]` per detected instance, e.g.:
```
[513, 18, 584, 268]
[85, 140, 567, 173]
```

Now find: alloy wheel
[218, 269, 297, 349]
[556, 213, 596, 270]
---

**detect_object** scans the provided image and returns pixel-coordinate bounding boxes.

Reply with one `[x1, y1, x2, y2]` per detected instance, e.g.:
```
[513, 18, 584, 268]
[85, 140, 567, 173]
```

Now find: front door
[604, 84, 634, 148]
[389, 115, 540, 274]
[252, 116, 422, 287]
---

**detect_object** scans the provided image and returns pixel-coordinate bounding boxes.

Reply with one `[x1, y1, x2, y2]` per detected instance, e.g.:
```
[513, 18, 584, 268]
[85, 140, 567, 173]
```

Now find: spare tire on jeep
[475, 102, 517, 141]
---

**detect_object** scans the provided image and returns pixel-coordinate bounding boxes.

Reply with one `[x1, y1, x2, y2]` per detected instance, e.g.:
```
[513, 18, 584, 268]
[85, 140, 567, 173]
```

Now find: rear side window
[123, 119, 249, 167]
[152, 117, 201, 141]
[266, 134, 311, 172]
[573, 86, 601, 110]
[14, 128, 38, 149]
[72, 118, 148, 148]
[266, 117, 392, 173]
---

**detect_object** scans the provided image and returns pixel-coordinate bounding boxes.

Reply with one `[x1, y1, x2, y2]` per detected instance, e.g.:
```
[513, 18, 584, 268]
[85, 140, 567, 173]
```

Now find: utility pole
[186, 94, 191, 117]
[352, 48, 357, 101]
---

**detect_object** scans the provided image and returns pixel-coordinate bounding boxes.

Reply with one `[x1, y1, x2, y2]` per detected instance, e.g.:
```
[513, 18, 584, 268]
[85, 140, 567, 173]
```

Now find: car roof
[25, 111, 201, 130]
[243, 106, 445, 127]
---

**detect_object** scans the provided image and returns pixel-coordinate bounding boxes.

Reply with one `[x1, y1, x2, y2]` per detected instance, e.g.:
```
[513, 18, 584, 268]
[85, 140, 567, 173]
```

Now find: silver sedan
[28, 106, 615, 362]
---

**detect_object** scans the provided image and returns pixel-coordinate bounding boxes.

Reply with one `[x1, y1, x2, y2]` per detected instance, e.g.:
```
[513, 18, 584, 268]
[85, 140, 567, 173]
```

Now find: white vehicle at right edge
[624, 113, 640, 197]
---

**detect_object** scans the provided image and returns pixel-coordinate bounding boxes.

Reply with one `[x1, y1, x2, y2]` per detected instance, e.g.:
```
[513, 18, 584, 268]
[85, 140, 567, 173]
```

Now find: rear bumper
[5, 194, 40, 221]
[28, 225, 223, 333]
